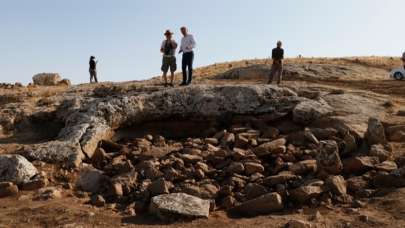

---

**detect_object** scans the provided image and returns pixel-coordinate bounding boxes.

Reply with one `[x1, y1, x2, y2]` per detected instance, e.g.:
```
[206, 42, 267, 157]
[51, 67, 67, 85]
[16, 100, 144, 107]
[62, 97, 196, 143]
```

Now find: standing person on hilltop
[402, 52, 405, 69]
[89, 56, 98, 83]
[160, 30, 178, 87]
[179, 27, 196, 86]
[268, 41, 284, 85]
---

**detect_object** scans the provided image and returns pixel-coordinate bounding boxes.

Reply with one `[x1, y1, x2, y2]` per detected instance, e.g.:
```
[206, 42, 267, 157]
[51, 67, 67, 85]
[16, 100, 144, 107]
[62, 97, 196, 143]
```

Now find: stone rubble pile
[70, 117, 405, 220]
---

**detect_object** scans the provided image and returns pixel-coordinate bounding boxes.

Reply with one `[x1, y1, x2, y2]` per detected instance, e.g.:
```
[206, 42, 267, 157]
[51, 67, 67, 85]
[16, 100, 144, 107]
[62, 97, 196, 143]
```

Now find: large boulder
[0, 155, 38, 185]
[32, 73, 62, 86]
[149, 193, 210, 220]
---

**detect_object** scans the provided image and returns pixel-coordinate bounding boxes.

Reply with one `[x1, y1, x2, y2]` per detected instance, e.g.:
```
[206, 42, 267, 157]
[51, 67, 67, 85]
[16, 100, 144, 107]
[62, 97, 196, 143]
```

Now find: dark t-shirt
[89, 59, 97, 70]
[272, 47, 284, 61]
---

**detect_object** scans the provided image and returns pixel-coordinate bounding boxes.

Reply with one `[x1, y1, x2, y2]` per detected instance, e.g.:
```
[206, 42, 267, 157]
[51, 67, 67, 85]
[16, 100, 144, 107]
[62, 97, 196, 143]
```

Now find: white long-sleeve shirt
[180, 34, 196, 53]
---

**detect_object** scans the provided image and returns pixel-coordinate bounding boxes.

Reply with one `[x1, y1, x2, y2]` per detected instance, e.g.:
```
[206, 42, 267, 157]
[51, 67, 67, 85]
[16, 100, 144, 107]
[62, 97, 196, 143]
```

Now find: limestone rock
[32, 73, 62, 86]
[292, 99, 333, 125]
[0, 154, 38, 185]
[149, 193, 210, 219]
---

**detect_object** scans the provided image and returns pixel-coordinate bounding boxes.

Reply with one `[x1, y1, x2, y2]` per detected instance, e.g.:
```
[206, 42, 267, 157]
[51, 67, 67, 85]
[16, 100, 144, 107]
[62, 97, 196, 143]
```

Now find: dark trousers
[269, 61, 283, 84]
[90, 69, 98, 83]
[182, 52, 194, 84]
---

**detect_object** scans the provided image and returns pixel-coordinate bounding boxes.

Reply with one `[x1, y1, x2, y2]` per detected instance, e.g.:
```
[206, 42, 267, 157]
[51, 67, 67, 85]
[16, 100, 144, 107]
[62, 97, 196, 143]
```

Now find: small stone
[91, 194, 106, 207]
[290, 186, 323, 203]
[352, 199, 366, 208]
[263, 173, 300, 186]
[221, 195, 236, 209]
[317, 140, 343, 175]
[235, 134, 250, 149]
[204, 138, 219, 145]
[145, 134, 153, 141]
[374, 161, 397, 172]
[227, 162, 245, 175]
[325, 175, 347, 196]
[289, 160, 317, 175]
[369, 144, 391, 161]
[0, 182, 18, 198]
[148, 178, 172, 196]
[343, 156, 379, 174]
[180, 154, 203, 163]
[364, 118, 387, 145]
[310, 210, 323, 221]
[244, 162, 265, 175]
[37, 187, 62, 200]
[245, 183, 267, 200]
[231, 192, 283, 216]
[358, 215, 369, 223]
[254, 138, 286, 157]
[286, 219, 312, 228]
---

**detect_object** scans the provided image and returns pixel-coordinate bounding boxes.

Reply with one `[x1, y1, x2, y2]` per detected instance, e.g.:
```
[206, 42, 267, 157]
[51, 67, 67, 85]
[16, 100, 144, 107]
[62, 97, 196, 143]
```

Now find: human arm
[187, 35, 196, 50]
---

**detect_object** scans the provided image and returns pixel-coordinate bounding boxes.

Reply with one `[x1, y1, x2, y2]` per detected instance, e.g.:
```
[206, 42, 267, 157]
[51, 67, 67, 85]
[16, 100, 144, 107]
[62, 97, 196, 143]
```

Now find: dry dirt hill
[0, 57, 405, 228]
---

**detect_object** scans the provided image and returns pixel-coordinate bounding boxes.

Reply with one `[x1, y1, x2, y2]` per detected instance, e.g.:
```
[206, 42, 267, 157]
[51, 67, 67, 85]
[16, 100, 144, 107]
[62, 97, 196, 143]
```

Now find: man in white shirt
[160, 30, 178, 87]
[179, 27, 196, 85]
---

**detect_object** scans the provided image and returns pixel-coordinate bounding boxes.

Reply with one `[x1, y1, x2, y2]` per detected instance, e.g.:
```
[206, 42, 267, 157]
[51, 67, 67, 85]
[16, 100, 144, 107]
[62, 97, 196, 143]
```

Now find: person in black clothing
[268, 41, 284, 85]
[89, 56, 98, 83]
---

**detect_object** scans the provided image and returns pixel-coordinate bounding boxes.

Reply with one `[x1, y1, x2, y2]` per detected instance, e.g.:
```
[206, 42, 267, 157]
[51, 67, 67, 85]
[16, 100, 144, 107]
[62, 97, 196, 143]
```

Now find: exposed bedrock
[20, 84, 385, 167]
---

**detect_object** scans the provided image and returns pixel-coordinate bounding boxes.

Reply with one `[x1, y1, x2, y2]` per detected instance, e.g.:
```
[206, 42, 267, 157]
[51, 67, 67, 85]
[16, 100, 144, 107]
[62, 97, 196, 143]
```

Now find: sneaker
[169, 83, 174, 87]
[179, 82, 187, 86]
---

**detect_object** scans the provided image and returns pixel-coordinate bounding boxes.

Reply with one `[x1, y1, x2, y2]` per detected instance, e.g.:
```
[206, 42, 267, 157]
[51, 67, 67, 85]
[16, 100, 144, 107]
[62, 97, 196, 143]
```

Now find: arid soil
[0, 57, 405, 227]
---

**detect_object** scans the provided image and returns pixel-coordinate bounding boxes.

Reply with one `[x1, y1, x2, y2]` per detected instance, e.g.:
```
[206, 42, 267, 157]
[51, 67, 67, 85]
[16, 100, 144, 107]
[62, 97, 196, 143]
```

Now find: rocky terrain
[0, 57, 405, 227]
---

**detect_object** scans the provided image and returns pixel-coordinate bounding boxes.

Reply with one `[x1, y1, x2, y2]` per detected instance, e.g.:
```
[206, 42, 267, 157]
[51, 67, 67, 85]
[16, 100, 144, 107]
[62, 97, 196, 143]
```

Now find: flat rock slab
[149, 193, 210, 220]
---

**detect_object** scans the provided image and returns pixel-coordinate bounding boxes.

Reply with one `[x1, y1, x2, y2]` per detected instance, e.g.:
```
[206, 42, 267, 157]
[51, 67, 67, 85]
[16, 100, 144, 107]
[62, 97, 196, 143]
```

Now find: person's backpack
[164, 41, 173, 55]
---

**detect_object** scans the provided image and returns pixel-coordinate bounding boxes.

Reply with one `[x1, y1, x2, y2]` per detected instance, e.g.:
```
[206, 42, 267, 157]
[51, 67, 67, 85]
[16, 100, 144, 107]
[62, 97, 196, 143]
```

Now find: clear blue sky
[0, 0, 404, 84]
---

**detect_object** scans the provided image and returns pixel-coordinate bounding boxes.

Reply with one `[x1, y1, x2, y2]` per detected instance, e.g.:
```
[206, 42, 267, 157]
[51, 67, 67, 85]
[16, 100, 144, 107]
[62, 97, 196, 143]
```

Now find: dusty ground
[1, 57, 405, 227]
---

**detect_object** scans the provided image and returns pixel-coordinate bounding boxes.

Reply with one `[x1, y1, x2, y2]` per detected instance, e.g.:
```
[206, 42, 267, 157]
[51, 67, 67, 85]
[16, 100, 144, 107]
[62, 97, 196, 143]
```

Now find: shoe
[169, 83, 174, 87]
[186, 81, 192, 85]
[179, 82, 187, 86]
[163, 83, 168, 87]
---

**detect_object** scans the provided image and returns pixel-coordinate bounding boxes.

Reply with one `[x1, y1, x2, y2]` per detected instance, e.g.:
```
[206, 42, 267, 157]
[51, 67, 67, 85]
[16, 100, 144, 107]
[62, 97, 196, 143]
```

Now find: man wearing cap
[179, 27, 196, 86]
[268, 41, 284, 85]
[160, 30, 178, 87]
[89, 56, 98, 83]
